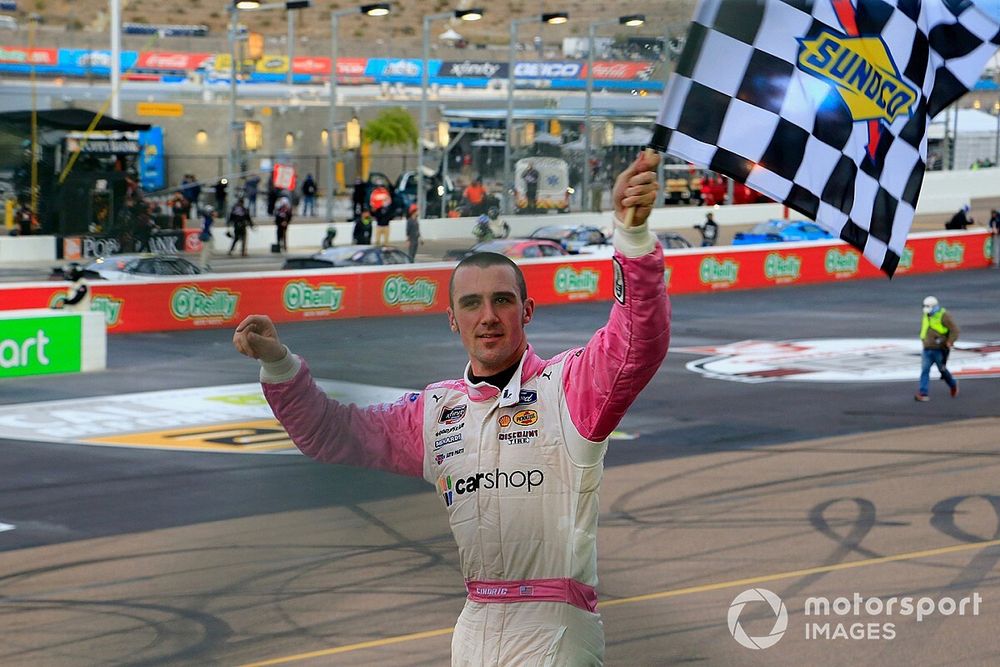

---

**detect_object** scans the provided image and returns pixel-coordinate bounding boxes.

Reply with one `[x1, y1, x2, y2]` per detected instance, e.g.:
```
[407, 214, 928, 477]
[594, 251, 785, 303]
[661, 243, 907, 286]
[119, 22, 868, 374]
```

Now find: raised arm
[562, 153, 671, 442]
[234, 315, 425, 477]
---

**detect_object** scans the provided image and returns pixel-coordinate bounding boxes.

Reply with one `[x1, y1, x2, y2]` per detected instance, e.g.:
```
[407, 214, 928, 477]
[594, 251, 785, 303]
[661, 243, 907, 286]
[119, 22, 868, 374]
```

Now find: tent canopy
[0, 109, 151, 132]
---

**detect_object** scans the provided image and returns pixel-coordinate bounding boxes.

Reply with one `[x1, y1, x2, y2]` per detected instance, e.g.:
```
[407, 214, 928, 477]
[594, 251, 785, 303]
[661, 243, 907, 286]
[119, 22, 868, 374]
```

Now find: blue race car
[733, 219, 835, 245]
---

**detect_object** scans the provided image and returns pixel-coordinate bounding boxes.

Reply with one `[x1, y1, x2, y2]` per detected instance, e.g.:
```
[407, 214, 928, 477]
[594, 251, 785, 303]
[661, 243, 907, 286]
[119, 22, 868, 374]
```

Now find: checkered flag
[651, 0, 1000, 276]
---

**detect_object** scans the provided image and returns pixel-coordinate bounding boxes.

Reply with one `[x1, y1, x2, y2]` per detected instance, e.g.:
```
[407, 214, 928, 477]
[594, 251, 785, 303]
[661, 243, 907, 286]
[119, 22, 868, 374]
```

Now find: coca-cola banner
[136, 51, 213, 71]
[582, 61, 657, 81]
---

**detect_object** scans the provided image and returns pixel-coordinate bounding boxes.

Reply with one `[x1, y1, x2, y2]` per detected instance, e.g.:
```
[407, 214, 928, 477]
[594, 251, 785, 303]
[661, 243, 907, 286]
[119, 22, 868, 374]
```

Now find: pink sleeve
[562, 247, 670, 441]
[262, 360, 425, 478]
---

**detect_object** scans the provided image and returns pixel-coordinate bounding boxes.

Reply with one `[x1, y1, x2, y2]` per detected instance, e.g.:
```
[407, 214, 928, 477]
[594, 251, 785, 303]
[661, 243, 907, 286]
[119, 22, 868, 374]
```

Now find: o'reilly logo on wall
[933, 240, 965, 267]
[554, 267, 599, 297]
[763, 252, 801, 283]
[824, 249, 859, 277]
[170, 286, 239, 321]
[897, 247, 914, 272]
[699, 257, 739, 286]
[283, 280, 344, 313]
[0, 316, 82, 378]
[383, 275, 437, 309]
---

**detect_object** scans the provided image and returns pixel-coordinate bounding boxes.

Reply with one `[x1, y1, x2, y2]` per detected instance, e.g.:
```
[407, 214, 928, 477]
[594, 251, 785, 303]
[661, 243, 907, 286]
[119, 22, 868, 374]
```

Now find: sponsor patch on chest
[498, 429, 538, 446]
[439, 404, 467, 424]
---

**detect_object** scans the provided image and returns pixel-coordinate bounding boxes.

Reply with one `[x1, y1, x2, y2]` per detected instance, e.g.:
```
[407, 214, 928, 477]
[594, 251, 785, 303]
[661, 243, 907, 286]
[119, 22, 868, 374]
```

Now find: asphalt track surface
[1, 268, 999, 666]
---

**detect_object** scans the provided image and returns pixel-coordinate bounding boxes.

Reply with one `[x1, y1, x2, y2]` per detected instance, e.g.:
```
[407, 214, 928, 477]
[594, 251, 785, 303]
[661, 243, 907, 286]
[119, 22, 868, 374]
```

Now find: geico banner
[0, 231, 989, 334]
[513, 61, 582, 79]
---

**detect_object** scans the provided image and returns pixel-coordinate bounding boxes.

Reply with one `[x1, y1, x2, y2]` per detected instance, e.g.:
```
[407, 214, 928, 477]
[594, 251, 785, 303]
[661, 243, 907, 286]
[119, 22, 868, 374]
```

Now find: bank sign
[0, 315, 82, 378]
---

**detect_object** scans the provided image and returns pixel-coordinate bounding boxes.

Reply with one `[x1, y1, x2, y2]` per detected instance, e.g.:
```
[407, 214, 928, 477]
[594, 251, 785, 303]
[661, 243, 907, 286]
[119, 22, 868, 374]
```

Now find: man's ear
[522, 297, 535, 325]
[447, 307, 459, 332]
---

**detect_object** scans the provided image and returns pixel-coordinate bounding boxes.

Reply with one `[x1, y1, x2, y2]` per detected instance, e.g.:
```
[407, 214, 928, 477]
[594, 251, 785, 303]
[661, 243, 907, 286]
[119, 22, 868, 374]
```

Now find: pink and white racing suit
[260, 220, 670, 665]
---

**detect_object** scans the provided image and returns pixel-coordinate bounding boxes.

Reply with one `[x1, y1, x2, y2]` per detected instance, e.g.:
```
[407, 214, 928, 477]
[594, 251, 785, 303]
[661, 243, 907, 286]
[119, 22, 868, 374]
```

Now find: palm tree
[364, 107, 418, 149]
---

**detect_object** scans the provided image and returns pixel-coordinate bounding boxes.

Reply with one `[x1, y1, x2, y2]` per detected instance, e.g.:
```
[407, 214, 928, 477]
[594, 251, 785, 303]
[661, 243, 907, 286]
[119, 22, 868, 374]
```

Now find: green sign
[554, 267, 599, 295]
[824, 248, 860, 275]
[764, 252, 802, 281]
[283, 281, 344, 313]
[0, 315, 82, 378]
[699, 257, 739, 285]
[933, 240, 965, 265]
[383, 276, 437, 307]
[171, 286, 239, 320]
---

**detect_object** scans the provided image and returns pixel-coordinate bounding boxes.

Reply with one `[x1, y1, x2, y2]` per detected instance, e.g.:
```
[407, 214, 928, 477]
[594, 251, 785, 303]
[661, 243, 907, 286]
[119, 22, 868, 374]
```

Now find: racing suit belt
[465, 578, 598, 613]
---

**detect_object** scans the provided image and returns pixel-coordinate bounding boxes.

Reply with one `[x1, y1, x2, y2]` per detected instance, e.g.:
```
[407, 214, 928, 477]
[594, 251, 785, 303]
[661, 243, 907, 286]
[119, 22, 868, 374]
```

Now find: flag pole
[622, 147, 660, 227]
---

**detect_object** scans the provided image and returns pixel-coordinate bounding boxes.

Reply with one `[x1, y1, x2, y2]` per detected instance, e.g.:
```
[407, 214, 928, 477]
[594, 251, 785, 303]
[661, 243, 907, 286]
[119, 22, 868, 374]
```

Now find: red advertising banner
[292, 56, 330, 75]
[580, 61, 656, 80]
[337, 58, 368, 76]
[0, 46, 58, 65]
[0, 231, 989, 335]
[136, 51, 213, 70]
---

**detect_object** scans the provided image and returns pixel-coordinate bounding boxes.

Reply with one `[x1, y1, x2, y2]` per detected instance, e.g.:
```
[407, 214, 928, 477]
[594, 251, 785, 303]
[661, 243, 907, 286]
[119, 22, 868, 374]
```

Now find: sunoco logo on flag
[649, 0, 1000, 276]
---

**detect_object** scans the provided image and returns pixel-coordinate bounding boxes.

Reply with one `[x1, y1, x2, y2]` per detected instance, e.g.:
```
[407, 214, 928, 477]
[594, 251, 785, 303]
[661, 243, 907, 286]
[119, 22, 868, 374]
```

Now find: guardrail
[0, 230, 991, 335]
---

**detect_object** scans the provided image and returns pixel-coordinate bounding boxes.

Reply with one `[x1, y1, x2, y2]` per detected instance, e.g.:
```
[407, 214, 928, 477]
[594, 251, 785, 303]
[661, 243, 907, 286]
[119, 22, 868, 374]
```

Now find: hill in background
[7, 0, 696, 58]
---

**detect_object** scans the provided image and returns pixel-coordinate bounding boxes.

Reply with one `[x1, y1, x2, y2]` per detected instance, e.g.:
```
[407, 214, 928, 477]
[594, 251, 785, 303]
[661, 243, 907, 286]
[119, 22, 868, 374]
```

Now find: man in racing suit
[232, 152, 670, 665]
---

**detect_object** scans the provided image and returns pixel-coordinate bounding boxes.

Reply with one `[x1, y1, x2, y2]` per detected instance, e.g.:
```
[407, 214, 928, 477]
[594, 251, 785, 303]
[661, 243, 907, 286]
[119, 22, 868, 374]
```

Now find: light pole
[227, 1, 311, 194]
[583, 15, 643, 213]
[327, 3, 391, 223]
[420, 8, 483, 220]
[110, 0, 121, 118]
[504, 12, 568, 214]
[284, 1, 311, 86]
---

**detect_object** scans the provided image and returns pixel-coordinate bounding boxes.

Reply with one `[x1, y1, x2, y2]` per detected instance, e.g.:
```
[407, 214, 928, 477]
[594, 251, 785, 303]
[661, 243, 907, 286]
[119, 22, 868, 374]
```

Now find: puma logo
[542, 371, 552, 380]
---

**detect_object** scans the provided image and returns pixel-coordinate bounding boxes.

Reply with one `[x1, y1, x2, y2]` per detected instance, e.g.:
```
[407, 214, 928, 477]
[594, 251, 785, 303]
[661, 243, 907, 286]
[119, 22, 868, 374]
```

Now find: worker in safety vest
[915, 295, 959, 402]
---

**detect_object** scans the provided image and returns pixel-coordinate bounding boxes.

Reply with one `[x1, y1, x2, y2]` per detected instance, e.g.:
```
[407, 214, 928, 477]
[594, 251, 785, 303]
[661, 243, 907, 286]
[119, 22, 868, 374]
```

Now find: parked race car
[733, 219, 835, 245]
[50, 254, 205, 280]
[446, 238, 569, 261]
[529, 224, 608, 253]
[282, 245, 412, 270]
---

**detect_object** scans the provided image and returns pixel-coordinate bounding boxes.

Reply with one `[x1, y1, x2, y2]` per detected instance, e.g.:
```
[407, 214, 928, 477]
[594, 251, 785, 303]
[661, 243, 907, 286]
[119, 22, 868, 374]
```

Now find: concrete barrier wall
[0, 235, 57, 263]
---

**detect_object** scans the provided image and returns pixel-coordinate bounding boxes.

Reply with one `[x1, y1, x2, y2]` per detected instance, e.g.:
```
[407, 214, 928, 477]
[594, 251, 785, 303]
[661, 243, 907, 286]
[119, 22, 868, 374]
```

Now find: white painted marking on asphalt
[0, 523, 14, 533]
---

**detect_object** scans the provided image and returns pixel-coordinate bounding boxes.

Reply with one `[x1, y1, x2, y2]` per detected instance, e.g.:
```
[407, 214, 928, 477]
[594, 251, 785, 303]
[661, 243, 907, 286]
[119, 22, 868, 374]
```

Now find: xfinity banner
[439, 60, 508, 79]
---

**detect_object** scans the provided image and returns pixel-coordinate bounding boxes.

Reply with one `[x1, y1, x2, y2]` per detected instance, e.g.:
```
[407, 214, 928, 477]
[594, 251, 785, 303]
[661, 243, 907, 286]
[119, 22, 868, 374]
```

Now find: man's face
[447, 264, 534, 377]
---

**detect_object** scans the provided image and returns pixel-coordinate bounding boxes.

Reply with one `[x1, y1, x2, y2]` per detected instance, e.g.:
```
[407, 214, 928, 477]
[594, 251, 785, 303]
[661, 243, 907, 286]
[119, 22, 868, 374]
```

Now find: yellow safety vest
[920, 309, 948, 340]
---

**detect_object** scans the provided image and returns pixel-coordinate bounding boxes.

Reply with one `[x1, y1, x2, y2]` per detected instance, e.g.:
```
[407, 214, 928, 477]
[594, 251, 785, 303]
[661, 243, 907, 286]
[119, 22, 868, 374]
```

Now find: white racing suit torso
[261, 224, 670, 665]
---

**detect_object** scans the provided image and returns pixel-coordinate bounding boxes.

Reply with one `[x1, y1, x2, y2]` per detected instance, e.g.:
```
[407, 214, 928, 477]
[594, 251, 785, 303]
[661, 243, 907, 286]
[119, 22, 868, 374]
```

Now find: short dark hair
[449, 252, 528, 305]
